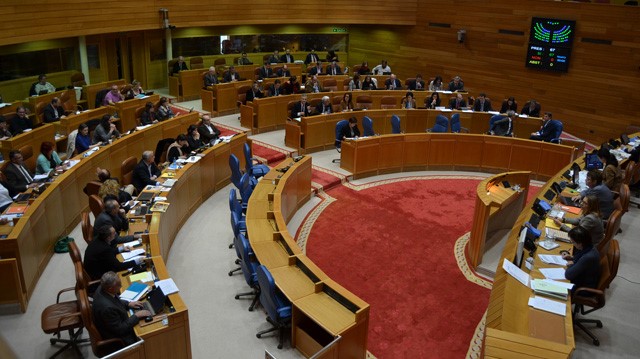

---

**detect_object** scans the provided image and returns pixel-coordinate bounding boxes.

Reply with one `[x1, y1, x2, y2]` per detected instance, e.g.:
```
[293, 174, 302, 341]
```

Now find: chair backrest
[120, 156, 137, 186]
[489, 114, 503, 127]
[391, 115, 401, 134]
[88, 194, 104, 218]
[35, 101, 47, 123]
[623, 160, 638, 185]
[68, 240, 82, 265]
[599, 209, 622, 254]
[237, 85, 251, 105]
[257, 265, 291, 323]
[404, 78, 416, 88]
[243, 143, 255, 175]
[432, 115, 449, 133]
[83, 180, 102, 197]
[362, 116, 374, 137]
[355, 95, 372, 110]
[551, 120, 563, 140]
[134, 106, 145, 125]
[71, 72, 86, 87]
[77, 287, 123, 357]
[95, 88, 110, 108]
[308, 98, 322, 114]
[18, 144, 35, 173]
[322, 78, 338, 92]
[380, 96, 397, 109]
[190, 56, 204, 69]
[238, 233, 256, 287]
[239, 173, 254, 208]
[214, 58, 226, 66]
[229, 188, 243, 218]
[81, 212, 93, 245]
[335, 120, 349, 148]
[450, 113, 461, 133]
[342, 78, 351, 91]
[618, 183, 630, 213]
[229, 154, 242, 190]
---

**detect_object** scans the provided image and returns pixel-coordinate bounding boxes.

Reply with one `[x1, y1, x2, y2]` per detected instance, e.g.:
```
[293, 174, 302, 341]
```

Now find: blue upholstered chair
[243, 143, 270, 179]
[229, 154, 243, 190]
[239, 173, 254, 213]
[228, 210, 244, 274]
[332, 120, 349, 163]
[550, 120, 564, 143]
[228, 187, 246, 251]
[391, 115, 401, 134]
[234, 233, 260, 311]
[450, 113, 462, 133]
[256, 265, 292, 349]
[362, 116, 374, 136]
[429, 114, 449, 133]
[489, 114, 503, 133]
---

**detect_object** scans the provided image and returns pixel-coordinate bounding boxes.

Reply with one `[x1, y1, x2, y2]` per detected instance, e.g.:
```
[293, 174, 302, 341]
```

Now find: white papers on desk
[538, 240, 560, 251]
[135, 125, 152, 131]
[546, 227, 570, 242]
[462, 109, 473, 113]
[0, 214, 16, 225]
[438, 108, 452, 112]
[83, 147, 100, 157]
[144, 185, 162, 191]
[528, 296, 566, 316]
[548, 210, 565, 219]
[539, 254, 568, 266]
[184, 156, 200, 163]
[440, 90, 453, 94]
[156, 278, 180, 296]
[121, 249, 145, 261]
[65, 159, 80, 169]
[292, 117, 301, 122]
[153, 196, 167, 202]
[540, 279, 574, 291]
[22, 128, 33, 132]
[161, 179, 176, 187]
[540, 267, 566, 280]
[519, 114, 529, 118]
[33, 174, 49, 181]
[488, 111, 500, 115]
[123, 239, 142, 248]
[0, 103, 10, 109]
[502, 258, 530, 287]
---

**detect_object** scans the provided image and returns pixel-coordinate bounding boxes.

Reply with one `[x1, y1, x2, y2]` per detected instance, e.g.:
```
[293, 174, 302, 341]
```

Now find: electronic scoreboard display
[525, 17, 576, 72]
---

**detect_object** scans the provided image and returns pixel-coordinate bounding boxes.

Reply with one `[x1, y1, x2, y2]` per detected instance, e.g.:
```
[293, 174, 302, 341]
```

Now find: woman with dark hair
[428, 76, 443, 91]
[425, 92, 441, 109]
[75, 123, 92, 154]
[500, 97, 518, 113]
[92, 114, 120, 144]
[186, 124, 203, 151]
[36, 141, 63, 174]
[553, 195, 604, 247]
[402, 92, 416, 109]
[156, 97, 175, 121]
[563, 226, 601, 291]
[140, 102, 158, 125]
[597, 147, 623, 191]
[341, 117, 360, 140]
[167, 134, 189, 163]
[362, 75, 376, 90]
[126, 80, 144, 100]
[340, 93, 354, 112]
[349, 74, 362, 91]
[357, 61, 370, 75]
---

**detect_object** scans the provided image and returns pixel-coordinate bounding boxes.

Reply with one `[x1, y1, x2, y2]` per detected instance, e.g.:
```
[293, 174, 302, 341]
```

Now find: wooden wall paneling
[427, 135, 456, 168]
[481, 137, 512, 172]
[378, 135, 404, 173]
[508, 141, 542, 175]
[402, 133, 429, 169]
[0, 259, 24, 311]
[453, 134, 484, 171]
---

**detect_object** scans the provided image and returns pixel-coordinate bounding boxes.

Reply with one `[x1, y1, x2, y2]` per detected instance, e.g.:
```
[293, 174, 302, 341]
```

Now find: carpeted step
[311, 166, 345, 193]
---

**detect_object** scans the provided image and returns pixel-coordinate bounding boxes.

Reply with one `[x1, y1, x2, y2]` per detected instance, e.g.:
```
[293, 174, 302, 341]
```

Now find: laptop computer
[136, 286, 166, 316]
[585, 152, 603, 170]
[137, 191, 155, 202]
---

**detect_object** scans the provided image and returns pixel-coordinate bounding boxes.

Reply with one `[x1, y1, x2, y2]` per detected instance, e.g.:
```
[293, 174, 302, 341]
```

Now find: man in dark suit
[269, 79, 283, 97]
[43, 97, 67, 123]
[290, 94, 311, 118]
[408, 74, 426, 91]
[448, 76, 464, 92]
[4, 150, 36, 192]
[280, 49, 295, 63]
[385, 74, 402, 90]
[521, 99, 541, 117]
[341, 117, 360, 139]
[258, 63, 275, 80]
[473, 93, 493, 112]
[325, 61, 342, 76]
[308, 62, 323, 76]
[304, 50, 319, 65]
[172, 56, 188, 75]
[530, 112, 561, 142]
[268, 50, 280, 64]
[315, 96, 333, 115]
[197, 114, 221, 143]
[84, 225, 143, 280]
[277, 64, 291, 78]
[203, 66, 219, 87]
[94, 198, 141, 244]
[449, 93, 467, 110]
[92, 271, 151, 348]
[245, 82, 264, 102]
[131, 151, 161, 193]
[223, 66, 240, 82]
[10, 106, 33, 134]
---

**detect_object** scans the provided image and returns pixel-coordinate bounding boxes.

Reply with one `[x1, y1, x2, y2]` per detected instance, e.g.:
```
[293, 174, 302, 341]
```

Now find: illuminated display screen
[526, 17, 576, 72]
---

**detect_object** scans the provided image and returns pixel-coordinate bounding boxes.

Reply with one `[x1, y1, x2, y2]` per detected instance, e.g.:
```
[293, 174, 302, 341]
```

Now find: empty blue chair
[550, 120, 564, 143]
[228, 188, 247, 250]
[429, 114, 449, 133]
[234, 233, 260, 311]
[228, 212, 243, 274]
[239, 173, 254, 212]
[243, 143, 270, 179]
[450, 113, 461, 133]
[391, 115, 401, 134]
[332, 119, 349, 163]
[362, 116, 374, 136]
[229, 154, 243, 190]
[256, 265, 292, 349]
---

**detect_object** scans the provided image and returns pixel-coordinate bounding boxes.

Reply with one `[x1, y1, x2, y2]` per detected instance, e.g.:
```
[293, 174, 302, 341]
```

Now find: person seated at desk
[341, 93, 354, 112]
[563, 226, 600, 292]
[132, 151, 161, 193]
[326, 50, 339, 62]
[315, 96, 333, 115]
[385, 74, 402, 90]
[103, 85, 124, 106]
[425, 92, 441, 109]
[489, 110, 515, 137]
[92, 271, 151, 350]
[43, 97, 67, 123]
[36, 141, 63, 175]
[449, 93, 467, 110]
[204, 66, 219, 87]
[277, 64, 291, 78]
[140, 102, 158, 126]
[268, 50, 281, 64]
[553, 195, 604, 248]
[197, 114, 221, 144]
[282, 76, 301, 95]
[4, 150, 37, 192]
[291, 94, 311, 118]
[304, 49, 320, 65]
[98, 181, 133, 211]
[305, 75, 323, 93]
[362, 75, 377, 90]
[94, 197, 139, 244]
[349, 74, 362, 91]
[172, 56, 188, 75]
[520, 99, 541, 117]
[448, 76, 464, 92]
[97, 167, 135, 196]
[357, 61, 370, 75]
[0, 116, 12, 140]
[245, 82, 264, 102]
[84, 225, 144, 280]
[280, 49, 295, 63]
[125, 80, 144, 100]
[371, 60, 391, 75]
[308, 62, 323, 76]
[341, 117, 360, 139]
[75, 123, 93, 154]
[223, 66, 240, 83]
[0, 172, 18, 213]
[10, 106, 33, 134]
[572, 170, 615, 220]
[428, 75, 444, 91]
[269, 79, 283, 97]
[325, 61, 342, 76]
[500, 97, 518, 114]
[258, 62, 275, 80]
[33, 74, 56, 95]
[93, 114, 120, 145]
[408, 74, 426, 91]
[238, 52, 253, 65]
[529, 112, 558, 142]
[156, 97, 175, 121]
[186, 125, 204, 151]
[472, 93, 493, 112]
[597, 147, 623, 192]
[402, 91, 416, 109]
[167, 134, 189, 163]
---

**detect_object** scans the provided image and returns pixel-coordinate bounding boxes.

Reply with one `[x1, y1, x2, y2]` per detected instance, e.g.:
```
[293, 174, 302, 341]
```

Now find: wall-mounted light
[160, 8, 175, 30]
[457, 29, 466, 43]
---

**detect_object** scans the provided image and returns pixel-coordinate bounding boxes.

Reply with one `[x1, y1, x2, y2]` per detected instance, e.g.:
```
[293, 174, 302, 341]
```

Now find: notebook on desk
[136, 191, 155, 202]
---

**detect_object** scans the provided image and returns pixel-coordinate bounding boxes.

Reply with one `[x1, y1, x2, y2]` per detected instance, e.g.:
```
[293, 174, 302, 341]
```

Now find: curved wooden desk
[247, 156, 370, 359]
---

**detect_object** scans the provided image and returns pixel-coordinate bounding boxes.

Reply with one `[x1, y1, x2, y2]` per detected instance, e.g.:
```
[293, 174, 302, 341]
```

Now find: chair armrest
[56, 311, 81, 332]
[573, 287, 605, 308]
[56, 286, 76, 303]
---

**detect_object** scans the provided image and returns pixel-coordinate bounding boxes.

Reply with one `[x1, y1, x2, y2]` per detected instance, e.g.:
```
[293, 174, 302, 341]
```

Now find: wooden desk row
[247, 156, 370, 358]
[339, 133, 575, 181]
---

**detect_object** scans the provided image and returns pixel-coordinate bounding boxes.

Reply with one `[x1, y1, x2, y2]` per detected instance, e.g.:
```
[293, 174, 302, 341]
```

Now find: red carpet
[250, 140, 288, 165]
[305, 178, 490, 358]
[311, 167, 344, 191]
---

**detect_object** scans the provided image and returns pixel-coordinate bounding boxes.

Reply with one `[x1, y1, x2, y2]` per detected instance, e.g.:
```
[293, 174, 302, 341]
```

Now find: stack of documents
[156, 278, 180, 296]
[528, 296, 566, 316]
[502, 259, 530, 286]
[545, 228, 570, 242]
[122, 248, 145, 261]
[531, 279, 569, 300]
[162, 179, 176, 187]
[538, 254, 568, 266]
[129, 271, 154, 283]
[540, 267, 566, 280]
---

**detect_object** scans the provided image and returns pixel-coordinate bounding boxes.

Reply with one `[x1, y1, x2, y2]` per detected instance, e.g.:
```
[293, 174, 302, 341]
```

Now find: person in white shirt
[371, 60, 391, 75]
